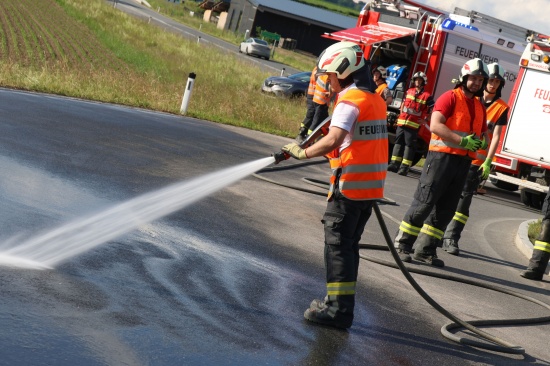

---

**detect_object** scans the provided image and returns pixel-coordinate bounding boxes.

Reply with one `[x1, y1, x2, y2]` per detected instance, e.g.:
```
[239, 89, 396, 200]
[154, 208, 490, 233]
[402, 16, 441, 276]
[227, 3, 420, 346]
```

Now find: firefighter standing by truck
[373, 66, 393, 106]
[393, 58, 488, 267]
[387, 72, 434, 176]
[441, 62, 510, 255]
[280, 41, 387, 329]
[521, 189, 550, 281]
[295, 66, 331, 144]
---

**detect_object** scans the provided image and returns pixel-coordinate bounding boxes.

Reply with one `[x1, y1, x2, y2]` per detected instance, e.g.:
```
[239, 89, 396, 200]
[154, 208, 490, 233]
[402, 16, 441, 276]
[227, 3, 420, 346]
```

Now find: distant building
[215, 0, 357, 56]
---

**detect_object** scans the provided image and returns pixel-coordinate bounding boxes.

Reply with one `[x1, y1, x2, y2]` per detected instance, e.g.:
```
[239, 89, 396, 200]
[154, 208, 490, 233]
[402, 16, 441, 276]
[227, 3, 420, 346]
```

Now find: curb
[516, 219, 550, 275]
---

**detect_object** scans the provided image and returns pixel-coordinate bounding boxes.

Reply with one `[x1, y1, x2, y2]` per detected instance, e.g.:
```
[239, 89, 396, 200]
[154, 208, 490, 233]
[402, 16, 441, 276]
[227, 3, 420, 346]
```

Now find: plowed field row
[0, 0, 127, 71]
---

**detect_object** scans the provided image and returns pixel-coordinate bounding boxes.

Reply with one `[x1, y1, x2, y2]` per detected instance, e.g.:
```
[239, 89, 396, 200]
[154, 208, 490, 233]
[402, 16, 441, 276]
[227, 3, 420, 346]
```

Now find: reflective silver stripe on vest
[402, 107, 422, 116]
[397, 119, 420, 129]
[430, 130, 469, 152]
[317, 78, 327, 90]
[342, 163, 387, 174]
[475, 151, 487, 162]
[340, 179, 385, 190]
[353, 119, 388, 141]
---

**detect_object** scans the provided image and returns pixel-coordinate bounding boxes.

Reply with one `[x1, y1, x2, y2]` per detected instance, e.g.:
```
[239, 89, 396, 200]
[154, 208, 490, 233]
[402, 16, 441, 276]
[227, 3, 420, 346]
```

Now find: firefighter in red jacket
[388, 72, 434, 176]
[442, 62, 510, 255]
[393, 58, 488, 267]
[280, 41, 387, 329]
[296, 66, 331, 143]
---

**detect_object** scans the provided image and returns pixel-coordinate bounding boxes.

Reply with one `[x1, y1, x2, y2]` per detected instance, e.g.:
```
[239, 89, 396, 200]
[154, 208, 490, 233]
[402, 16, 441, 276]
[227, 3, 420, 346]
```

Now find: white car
[239, 38, 271, 60]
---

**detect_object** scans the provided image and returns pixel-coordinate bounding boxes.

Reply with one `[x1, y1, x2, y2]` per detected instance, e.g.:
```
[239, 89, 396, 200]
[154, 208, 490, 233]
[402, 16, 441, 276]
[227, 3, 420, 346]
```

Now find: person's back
[324, 85, 387, 200]
[280, 41, 386, 329]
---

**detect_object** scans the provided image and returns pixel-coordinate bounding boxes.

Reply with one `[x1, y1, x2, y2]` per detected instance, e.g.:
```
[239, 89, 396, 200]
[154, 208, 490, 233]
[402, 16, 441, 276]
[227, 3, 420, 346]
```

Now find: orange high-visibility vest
[313, 74, 331, 105]
[472, 98, 508, 166]
[397, 88, 432, 129]
[429, 88, 485, 159]
[375, 83, 388, 96]
[325, 88, 388, 200]
[307, 67, 317, 97]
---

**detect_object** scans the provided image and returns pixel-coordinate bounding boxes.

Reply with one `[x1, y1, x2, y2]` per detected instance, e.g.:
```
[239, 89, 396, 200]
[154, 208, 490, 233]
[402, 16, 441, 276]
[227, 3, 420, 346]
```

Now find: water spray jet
[0, 157, 275, 269]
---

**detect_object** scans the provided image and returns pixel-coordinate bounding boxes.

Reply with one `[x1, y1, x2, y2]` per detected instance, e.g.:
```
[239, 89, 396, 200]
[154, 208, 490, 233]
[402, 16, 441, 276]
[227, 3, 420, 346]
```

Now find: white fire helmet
[487, 62, 506, 86]
[316, 41, 366, 80]
[412, 71, 428, 85]
[459, 58, 489, 83]
[374, 66, 387, 79]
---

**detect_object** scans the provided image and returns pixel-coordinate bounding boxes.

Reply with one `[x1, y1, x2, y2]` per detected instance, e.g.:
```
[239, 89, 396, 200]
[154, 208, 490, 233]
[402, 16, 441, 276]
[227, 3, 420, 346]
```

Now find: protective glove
[281, 143, 308, 160]
[479, 137, 489, 150]
[479, 158, 492, 180]
[459, 134, 482, 152]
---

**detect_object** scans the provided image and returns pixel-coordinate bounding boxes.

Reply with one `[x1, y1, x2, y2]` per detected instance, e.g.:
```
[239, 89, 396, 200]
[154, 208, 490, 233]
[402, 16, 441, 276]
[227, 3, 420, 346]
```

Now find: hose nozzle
[272, 151, 290, 164]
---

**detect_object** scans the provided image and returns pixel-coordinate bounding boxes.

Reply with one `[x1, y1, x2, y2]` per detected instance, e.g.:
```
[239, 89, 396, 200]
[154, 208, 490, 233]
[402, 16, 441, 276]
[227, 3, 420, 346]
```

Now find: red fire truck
[323, 0, 533, 165]
[489, 34, 550, 209]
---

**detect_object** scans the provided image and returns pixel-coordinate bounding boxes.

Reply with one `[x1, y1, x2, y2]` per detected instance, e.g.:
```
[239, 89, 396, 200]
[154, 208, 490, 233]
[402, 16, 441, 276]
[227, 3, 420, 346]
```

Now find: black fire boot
[520, 249, 549, 280]
[388, 144, 403, 172]
[397, 249, 412, 262]
[400, 146, 416, 176]
[304, 295, 353, 329]
[309, 298, 326, 310]
[397, 164, 410, 176]
[520, 219, 550, 281]
[295, 126, 308, 143]
[413, 252, 445, 267]
[387, 162, 400, 172]
[442, 239, 460, 256]
[394, 231, 414, 262]
[413, 234, 445, 267]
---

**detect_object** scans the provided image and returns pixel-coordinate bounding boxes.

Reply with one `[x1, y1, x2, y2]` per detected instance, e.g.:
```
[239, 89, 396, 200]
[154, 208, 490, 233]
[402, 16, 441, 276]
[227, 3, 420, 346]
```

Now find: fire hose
[253, 120, 550, 355]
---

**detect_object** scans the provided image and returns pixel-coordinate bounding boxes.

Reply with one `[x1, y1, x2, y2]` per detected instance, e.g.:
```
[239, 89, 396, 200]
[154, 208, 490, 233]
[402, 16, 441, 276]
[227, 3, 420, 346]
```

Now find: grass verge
[528, 219, 542, 244]
[0, 0, 312, 138]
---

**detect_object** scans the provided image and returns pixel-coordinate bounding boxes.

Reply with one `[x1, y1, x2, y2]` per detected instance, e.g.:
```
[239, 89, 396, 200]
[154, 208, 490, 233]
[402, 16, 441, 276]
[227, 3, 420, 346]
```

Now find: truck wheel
[520, 189, 544, 210]
[531, 192, 544, 210]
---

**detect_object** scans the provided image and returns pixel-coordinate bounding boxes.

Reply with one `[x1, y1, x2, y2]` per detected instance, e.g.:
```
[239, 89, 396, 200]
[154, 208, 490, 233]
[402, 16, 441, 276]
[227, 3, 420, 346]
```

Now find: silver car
[239, 38, 271, 60]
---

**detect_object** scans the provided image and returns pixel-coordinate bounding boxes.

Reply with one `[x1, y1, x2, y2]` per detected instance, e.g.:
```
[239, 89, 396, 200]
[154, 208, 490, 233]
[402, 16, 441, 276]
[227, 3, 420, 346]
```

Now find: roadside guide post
[180, 72, 196, 115]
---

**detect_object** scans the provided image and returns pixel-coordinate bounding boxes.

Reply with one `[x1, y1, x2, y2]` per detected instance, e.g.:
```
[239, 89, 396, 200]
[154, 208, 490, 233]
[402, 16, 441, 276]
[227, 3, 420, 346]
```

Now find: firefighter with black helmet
[393, 58, 489, 267]
[280, 41, 387, 329]
[441, 62, 510, 255]
[388, 71, 434, 176]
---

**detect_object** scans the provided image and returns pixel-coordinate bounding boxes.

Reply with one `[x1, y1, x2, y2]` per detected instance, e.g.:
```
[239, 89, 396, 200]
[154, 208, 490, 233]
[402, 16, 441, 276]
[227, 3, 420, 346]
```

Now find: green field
[0, 0, 315, 137]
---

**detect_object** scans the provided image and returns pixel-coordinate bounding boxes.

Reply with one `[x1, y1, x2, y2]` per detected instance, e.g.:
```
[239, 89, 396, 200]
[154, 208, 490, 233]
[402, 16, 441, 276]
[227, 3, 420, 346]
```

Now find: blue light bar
[441, 18, 479, 32]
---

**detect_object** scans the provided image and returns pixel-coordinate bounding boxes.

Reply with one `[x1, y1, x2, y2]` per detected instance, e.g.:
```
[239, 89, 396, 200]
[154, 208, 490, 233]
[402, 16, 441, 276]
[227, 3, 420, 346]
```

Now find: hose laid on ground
[254, 159, 550, 355]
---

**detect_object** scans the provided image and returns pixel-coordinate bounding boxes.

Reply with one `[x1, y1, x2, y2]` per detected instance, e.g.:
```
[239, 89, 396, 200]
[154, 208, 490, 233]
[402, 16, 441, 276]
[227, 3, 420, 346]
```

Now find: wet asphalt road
[0, 88, 549, 366]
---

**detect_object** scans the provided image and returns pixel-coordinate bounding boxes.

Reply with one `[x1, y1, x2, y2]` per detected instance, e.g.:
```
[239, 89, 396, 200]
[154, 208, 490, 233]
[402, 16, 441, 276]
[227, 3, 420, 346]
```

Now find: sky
[413, 0, 550, 36]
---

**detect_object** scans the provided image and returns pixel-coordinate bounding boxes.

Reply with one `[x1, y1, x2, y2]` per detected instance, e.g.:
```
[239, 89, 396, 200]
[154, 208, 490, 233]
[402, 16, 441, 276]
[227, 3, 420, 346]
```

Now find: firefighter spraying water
[274, 41, 388, 329]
